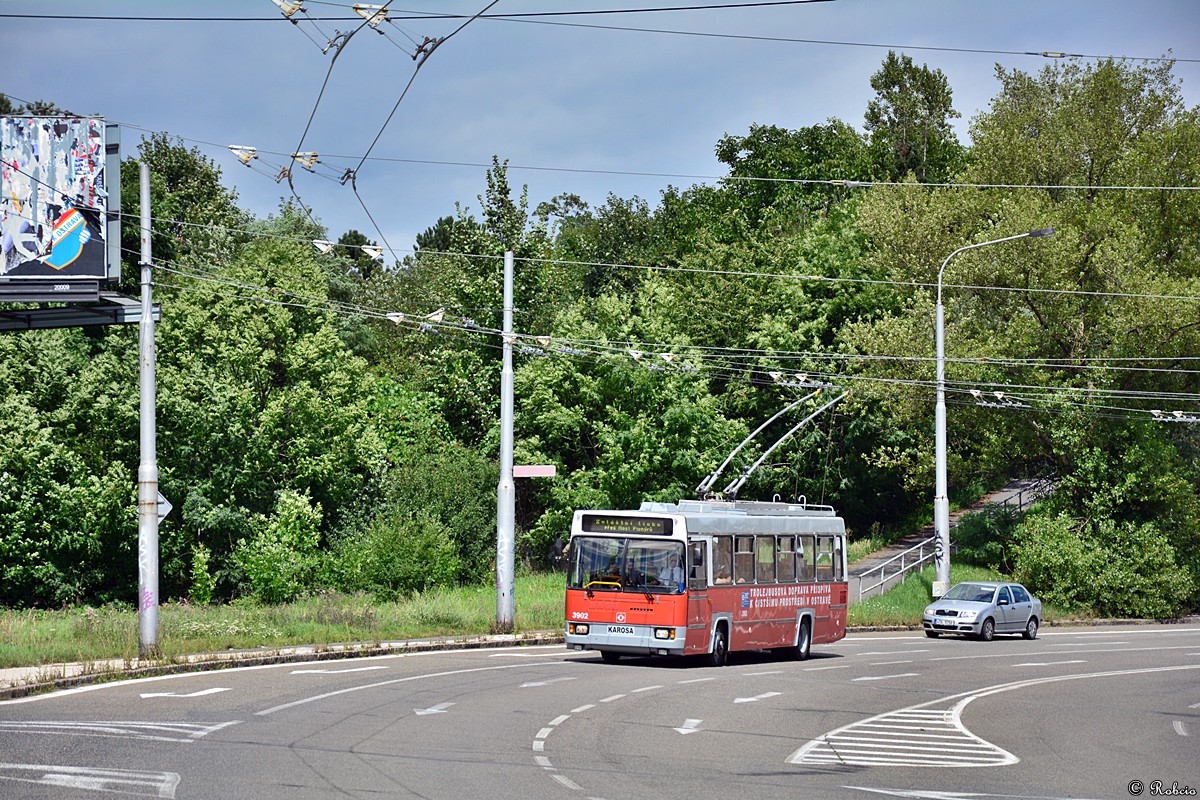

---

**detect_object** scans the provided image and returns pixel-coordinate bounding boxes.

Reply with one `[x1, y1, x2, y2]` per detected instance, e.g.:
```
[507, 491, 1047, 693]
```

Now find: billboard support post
[137, 163, 159, 658]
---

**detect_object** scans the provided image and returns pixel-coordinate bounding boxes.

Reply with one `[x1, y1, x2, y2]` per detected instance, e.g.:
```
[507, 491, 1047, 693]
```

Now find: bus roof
[637, 499, 845, 535]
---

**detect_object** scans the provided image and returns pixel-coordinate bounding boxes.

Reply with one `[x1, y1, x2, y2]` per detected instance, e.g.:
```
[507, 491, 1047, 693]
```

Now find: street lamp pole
[933, 227, 1054, 598]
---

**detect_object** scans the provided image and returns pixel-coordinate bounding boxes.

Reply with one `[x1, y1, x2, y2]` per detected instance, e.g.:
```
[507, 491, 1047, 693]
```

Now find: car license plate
[934, 619, 956, 627]
[607, 625, 635, 635]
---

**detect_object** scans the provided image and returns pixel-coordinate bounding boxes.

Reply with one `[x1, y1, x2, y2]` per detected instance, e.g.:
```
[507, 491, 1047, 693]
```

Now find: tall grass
[0, 571, 568, 670]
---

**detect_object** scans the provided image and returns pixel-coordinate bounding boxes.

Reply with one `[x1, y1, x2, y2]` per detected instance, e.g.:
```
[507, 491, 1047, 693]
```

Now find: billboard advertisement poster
[1, 117, 108, 281]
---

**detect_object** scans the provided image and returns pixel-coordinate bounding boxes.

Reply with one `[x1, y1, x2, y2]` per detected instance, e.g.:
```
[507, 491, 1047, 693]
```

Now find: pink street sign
[513, 465, 556, 478]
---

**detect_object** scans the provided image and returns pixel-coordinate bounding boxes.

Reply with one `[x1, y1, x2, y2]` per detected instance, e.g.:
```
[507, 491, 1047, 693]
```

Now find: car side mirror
[997, 598, 1009, 606]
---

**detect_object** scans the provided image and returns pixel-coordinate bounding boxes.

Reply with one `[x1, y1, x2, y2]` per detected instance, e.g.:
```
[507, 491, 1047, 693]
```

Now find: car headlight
[924, 607, 936, 616]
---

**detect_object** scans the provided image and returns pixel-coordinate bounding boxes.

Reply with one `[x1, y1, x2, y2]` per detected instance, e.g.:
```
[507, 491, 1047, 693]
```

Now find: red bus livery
[564, 498, 847, 665]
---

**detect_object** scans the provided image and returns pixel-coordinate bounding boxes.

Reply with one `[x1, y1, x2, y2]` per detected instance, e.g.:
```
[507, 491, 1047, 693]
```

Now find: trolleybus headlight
[653, 627, 675, 640]
[570, 623, 589, 635]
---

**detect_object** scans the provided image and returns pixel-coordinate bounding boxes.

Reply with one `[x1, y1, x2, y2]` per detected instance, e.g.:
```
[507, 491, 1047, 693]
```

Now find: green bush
[1012, 512, 1194, 619]
[189, 543, 216, 605]
[334, 511, 460, 601]
[952, 505, 1020, 570]
[233, 490, 324, 604]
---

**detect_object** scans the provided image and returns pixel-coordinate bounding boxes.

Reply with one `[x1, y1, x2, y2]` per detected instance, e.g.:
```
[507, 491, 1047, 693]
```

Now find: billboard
[1, 116, 109, 284]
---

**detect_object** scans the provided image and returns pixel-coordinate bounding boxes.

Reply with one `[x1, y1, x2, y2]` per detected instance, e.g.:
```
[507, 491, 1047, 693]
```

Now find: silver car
[922, 581, 1042, 641]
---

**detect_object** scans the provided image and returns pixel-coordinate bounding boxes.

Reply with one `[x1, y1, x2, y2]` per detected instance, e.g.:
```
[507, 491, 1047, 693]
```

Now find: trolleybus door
[685, 539, 710, 653]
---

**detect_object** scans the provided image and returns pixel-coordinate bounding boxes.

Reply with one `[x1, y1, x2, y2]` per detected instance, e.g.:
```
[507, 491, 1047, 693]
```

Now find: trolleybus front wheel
[600, 650, 621, 664]
[705, 626, 728, 667]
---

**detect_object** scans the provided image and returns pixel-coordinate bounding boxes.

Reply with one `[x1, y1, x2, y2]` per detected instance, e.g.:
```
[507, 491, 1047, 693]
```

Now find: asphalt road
[0, 624, 1196, 799]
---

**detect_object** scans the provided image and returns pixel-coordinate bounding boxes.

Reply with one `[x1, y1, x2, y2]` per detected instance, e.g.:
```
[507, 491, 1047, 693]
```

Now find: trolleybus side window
[798, 536, 815, 581]
[815, 536, 835, 581]
[688, 542, 707, 591]
[756, 535, 776, 583]
[713, 536, 733, 585]
[833, 536, 844, 581]
[776, 536, 796, 582]
[734, 536, 755, 584]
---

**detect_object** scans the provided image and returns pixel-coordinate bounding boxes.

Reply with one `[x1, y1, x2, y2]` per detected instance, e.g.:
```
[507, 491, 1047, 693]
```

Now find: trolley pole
[137, 162, 160, 657]
[495, 250, 516, 632]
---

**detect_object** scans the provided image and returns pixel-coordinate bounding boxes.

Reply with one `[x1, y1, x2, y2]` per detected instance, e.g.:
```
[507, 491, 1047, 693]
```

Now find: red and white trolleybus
[564, 498, 848, 665]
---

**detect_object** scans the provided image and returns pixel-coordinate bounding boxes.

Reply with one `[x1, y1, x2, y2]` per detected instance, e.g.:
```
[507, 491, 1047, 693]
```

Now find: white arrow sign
[734, 691, 781, 704]
[157, 492, 172, 523]
[414, 702, 455, 716]
[674, 718, 703, 735]
[140, 687, 230, 699]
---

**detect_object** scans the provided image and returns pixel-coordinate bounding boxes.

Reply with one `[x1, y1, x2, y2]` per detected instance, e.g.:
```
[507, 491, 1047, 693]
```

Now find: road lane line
[570, 704, 595, 713]
[599, 694, 625, 702]
[549, 715, 570, 726]
[552, 774, 583, 790]
[1174, 721, 1189, 736]
[256, 662, 559, 715]
[631, 685, 663, 693]
[853, 673, 920, 682]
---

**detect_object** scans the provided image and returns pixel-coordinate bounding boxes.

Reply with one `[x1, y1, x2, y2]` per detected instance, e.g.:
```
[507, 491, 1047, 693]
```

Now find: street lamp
[933, 227, 1054, 597]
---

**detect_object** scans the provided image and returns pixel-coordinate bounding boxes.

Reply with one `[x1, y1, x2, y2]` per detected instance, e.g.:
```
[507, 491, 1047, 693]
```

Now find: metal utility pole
[495, 250, 515, 632]
[933, 227, 1054, 598]
[137, 163, 160, 657]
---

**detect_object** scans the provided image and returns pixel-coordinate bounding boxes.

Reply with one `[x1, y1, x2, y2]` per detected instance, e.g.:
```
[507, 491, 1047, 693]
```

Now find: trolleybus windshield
[569, 537, 686, 593]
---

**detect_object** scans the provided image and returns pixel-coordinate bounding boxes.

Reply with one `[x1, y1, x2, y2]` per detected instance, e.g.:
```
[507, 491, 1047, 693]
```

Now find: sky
[2, 0, 1199, 262]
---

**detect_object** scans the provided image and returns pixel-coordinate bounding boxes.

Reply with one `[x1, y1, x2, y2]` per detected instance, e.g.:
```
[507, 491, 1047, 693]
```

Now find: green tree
[865, 51, 966, 182]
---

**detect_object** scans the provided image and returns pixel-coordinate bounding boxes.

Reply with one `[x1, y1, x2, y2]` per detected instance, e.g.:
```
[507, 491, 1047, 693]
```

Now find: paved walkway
[848, 477, 1052, 603]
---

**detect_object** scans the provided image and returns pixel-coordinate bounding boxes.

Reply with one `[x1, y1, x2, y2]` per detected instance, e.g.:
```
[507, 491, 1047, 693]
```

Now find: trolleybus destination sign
[580, 514, 671, 536]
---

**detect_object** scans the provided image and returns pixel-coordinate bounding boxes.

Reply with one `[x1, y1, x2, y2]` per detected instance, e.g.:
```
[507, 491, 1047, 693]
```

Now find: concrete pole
[496, 250, 516, 631]
[137, 163, 160, 657]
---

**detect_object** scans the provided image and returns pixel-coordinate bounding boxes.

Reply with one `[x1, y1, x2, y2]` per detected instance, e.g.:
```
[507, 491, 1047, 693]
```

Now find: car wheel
[706, 625, 728, 667]
[1023, 617, 1039, 640]
[978, 618, 995, 642]
[925, 630, 941, 638]
[600, 650, 621, 664]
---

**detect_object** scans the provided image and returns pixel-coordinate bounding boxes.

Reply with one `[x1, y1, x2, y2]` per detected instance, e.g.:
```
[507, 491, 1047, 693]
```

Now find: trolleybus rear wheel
[794, 619, 812, 661]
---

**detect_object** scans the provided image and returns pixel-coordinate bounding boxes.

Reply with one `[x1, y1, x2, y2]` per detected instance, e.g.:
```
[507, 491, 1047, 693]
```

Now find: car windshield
[568, 536, 686, 593]
[944, 583, 997, 603]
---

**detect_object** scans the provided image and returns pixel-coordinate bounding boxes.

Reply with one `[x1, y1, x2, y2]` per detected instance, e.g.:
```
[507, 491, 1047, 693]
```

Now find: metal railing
[857, 535, 938, 602]
[999, 477, 1055, 512]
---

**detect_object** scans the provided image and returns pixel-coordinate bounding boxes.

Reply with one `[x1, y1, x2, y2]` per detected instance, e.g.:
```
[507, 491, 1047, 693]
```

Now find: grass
[848, 563, 1085, 628]
[0, 571, 567, 670]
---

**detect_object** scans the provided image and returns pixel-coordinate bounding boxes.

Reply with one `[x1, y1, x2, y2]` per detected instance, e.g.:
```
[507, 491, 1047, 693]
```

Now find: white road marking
[0, 764, 181, 798]
[552, 774, 583, 790]
[734, 691, 782, 703]
[846, 785, 1107, 799]
[1174, 721, 1189, 736]
[599, 694, 625, 702]
[140, 687, 230, 699]
[1012, 661, 1087, 667]
[291, 666, 388, 674]
[871, 660, 914, 666]
[792, 663, 1200, 769]
[1051, 642, 1128, 646]
[520, 677, 577, 688]
[1189, 701, 1200, 709]
[549, 715, 570, 726]
[742, 670, 783, 676]
[674, 719, 702, 735]
[631, 685, 663, 693]
[535, 756, 554, 769]
[677, 677, 715, 684]
[571, 704, 596, 713]
[256, 662, 559, 715]
[859, 650, 930, 656]
[0, 720, 240, 744]
[854, 673, 921, 682]
[414, 702, 454, 716]
[536, 727, 554, 739]
[532, 740, 544, 752]
[804, 664, 851, 671]
[931, 645, 1200, 663]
